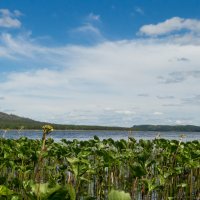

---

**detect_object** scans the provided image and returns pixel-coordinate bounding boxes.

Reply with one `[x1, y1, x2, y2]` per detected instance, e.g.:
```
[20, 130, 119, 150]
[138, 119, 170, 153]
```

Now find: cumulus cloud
[138, 93, 149, 97]
[0, 9, 22, 28]
[158, 71, 200, 84]
[182, 95, 200, 105]
[69, 13, 102, 44]
[162, 104, 182, 107]
[139, 17, 200, 36]
[115, 110, 136, 115]
[153, 112, 163, 115]
[73, 23, 101, 35]
[87, 13, 101, 22]
[157, 96, 175, 99]
[135, 7, 144, 15]
[70, 23, 104, 43]
[176, 57, 190, 62]
[174, 119, 193, 125]
[1, 27, 200, 125]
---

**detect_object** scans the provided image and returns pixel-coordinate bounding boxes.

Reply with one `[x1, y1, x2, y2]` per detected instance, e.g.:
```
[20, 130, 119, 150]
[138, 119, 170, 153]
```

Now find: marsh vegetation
[0, 127, 199, 199]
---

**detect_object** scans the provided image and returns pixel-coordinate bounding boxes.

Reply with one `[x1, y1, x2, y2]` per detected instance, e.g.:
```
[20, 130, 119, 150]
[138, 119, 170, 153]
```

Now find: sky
[0, 0, 200, 126]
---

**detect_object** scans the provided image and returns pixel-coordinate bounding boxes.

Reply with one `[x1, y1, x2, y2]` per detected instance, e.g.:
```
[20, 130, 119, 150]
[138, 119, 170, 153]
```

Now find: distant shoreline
[1, 111, 200, 132]
[1, 128, 200, 132]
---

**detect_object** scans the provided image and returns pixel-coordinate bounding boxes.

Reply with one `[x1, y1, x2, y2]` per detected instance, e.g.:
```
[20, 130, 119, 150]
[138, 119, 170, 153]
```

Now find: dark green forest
[132, 125, 200, 132]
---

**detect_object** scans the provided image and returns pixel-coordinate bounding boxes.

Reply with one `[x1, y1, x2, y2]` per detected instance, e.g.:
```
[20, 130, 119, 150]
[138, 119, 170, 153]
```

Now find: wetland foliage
[0, 127, 199, 199]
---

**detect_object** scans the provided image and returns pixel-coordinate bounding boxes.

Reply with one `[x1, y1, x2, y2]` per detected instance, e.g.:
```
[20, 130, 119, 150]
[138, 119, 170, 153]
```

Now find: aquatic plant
[0, 129, 199, 199]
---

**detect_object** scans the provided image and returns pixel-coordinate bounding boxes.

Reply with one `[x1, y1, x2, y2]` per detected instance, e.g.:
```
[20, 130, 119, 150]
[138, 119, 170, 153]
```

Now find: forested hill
[0, 112, 43, 129]
[0, 112, 127, 130]
[132, 125, 200, 132]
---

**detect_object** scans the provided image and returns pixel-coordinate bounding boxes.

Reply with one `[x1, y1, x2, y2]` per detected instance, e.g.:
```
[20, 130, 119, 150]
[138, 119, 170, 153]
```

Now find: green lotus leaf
[0, 185, 14, 196]
[108, 190, 131, 200]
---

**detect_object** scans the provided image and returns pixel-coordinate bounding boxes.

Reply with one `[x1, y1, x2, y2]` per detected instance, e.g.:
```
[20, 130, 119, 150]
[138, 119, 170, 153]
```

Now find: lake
[0, 130, 199, 141]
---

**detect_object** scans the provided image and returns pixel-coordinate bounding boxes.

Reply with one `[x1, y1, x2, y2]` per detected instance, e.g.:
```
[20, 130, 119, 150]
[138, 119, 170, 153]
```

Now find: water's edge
[0, 130, 199, 142]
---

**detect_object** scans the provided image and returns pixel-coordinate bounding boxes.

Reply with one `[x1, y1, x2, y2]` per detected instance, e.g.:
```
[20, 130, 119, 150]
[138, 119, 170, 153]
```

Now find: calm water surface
[0, 130, 199, 142]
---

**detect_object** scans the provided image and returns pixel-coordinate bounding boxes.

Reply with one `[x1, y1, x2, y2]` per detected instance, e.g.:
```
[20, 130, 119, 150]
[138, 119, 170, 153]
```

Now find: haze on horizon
[0, 0, 200, 127]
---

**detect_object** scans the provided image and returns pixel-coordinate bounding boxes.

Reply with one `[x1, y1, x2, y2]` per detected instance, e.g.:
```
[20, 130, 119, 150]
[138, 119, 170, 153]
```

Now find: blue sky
[0, 0, 200, 126]
[2, 0, 200, 44]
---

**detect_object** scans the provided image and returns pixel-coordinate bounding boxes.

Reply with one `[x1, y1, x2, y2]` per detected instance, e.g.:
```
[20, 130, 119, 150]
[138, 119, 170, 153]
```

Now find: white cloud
[69, 12, 102, 44]
[0, 9, 21, 28]
[1, 26, 200, 125]
[139, 17, 200, 36]
[115, 110, 136, 115]
[13, 10, 23, 17]
[70, 23, 104, 43]
[175, 120, 182, 125]
[158, 71, 200, 84]
[153, 112, 163, 115]
[175, 119, 192, 125]
[74, 23, 101, 35]
[135, 7, 144, 15]
[87, 13, 101, 22]
[182, 95, 200, 105]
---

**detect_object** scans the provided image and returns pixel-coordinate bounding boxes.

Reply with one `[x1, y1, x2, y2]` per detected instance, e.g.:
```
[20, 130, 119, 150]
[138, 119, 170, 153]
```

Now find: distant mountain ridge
[0, 112, 200, 131]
